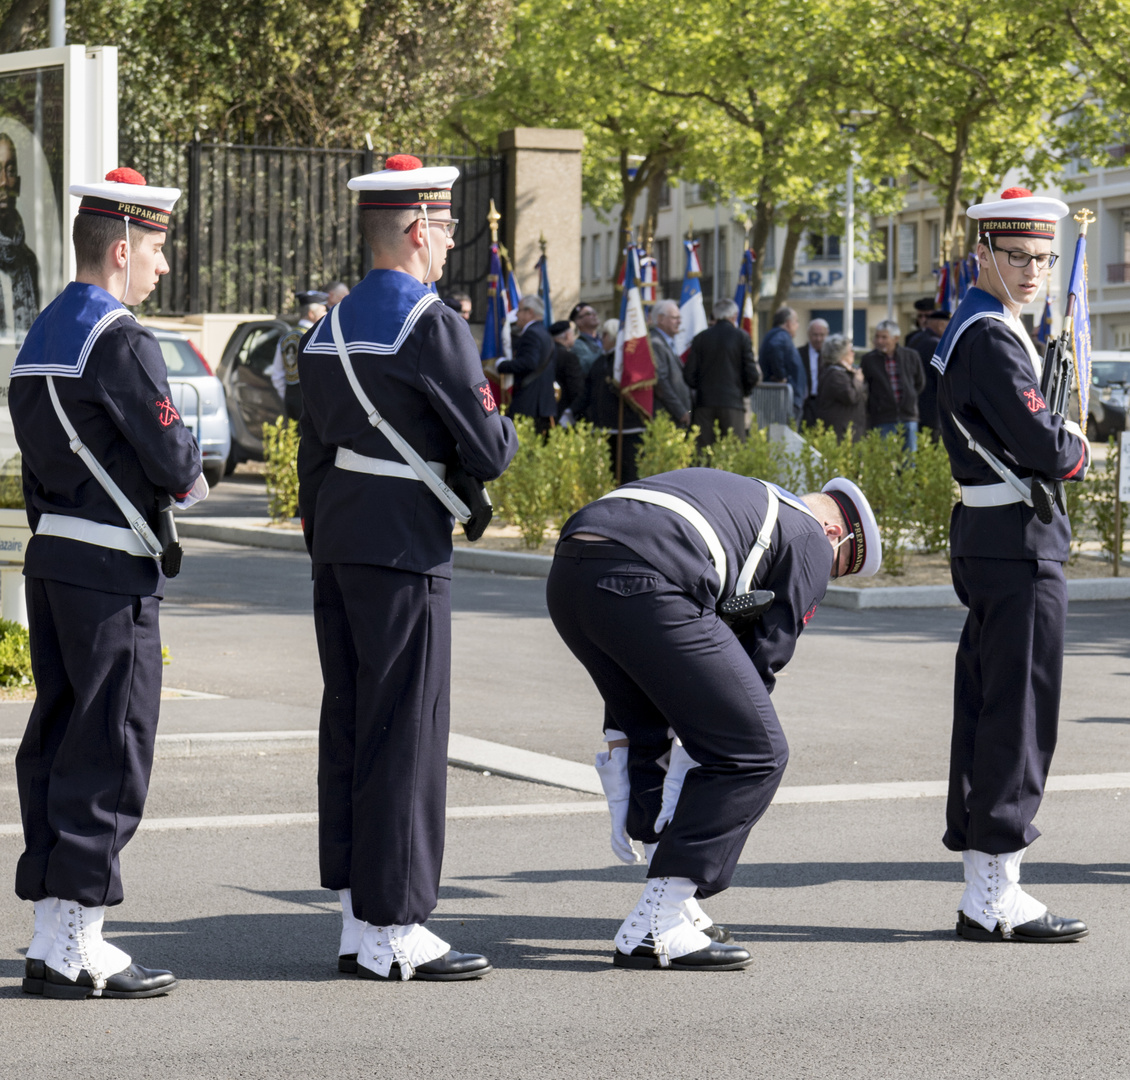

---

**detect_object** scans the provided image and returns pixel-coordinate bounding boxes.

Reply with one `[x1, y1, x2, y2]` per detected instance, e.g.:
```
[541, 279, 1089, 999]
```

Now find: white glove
[559, 408, 574, 428]
[655, 738, 699, 834]
[174, 472, 210, 510]
[1063, 420, 1091, 471]
[594, 747, 643, 865]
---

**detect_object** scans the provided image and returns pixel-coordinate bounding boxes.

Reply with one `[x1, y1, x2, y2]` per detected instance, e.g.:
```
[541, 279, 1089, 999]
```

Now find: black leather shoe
[43, 963, 178, 999]
[356, 949, 492, 982]
[702, 924, 733, 944]
[22, 957, 46, 995]
[956, 910, 1088, 943]
[613, 940, 752, 971]
[338, 953, 358, 974]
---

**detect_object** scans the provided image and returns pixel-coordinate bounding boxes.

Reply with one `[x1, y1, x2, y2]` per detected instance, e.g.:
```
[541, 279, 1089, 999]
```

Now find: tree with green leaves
[0, 0, 511, 146]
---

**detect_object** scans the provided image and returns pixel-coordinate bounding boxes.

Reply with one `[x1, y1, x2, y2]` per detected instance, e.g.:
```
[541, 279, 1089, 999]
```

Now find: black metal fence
[121, 138, 505, 318]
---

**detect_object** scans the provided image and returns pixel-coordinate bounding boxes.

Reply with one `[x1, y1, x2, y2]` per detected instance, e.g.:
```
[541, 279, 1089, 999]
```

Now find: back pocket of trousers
[596, 571, 659, 597]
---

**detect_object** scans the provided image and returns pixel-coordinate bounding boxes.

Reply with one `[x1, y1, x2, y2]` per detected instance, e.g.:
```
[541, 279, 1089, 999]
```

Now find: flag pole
[615, 393, 625, 486]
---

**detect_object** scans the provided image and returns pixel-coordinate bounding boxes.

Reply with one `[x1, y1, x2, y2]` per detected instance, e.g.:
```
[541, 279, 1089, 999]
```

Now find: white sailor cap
[348, 154, 459, 210]
[70, 168, 181, 232]
[967, 187, 1069, 240]
[822, 477, 882, 578]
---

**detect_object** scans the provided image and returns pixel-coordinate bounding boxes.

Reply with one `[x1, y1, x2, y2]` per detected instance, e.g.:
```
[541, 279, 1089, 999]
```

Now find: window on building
[898, 223, 918, 274]
[580, 237, 586, 285]
[874, 227, 890, 282]
[758, 228, 776, 269]
[1123, 210, 1130, 263]
[655, 238, 670, 284]
[607, 231, 616, 280]
[929, 220, 941, 267]
[806, 233, 841, 261]
[658, 183, 672, 209]
[592, 234, 601, 284]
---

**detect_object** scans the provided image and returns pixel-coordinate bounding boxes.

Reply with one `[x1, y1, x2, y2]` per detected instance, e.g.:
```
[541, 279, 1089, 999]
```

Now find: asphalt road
[1, 530, 1129, 1077]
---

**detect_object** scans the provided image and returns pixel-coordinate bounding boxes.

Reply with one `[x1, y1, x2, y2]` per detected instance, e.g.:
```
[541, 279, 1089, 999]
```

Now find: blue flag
[480, 243, 507, 363]
[1036, 292, 1053, 345]
[734, 248, 756, 337]
[1066, 229, 1093, 428]
[536, 252, 552, 327]
[674, 239, 708, 360]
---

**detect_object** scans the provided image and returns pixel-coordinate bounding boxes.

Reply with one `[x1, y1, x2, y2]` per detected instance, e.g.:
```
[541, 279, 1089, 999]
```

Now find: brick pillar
[498, 128, 584, 320]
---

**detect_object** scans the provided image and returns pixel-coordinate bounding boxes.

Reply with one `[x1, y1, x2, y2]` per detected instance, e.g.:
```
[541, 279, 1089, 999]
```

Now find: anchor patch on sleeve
[1022, 387, 1046, 414]
[151, 394, 181, 427]
[473, 379, 497, 415]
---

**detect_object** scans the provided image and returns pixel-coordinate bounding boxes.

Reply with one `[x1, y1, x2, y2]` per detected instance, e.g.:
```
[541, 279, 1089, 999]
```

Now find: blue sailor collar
[930, 287, 1010, 376]
[303, 268, 441, 357]
[10, 282, 135, 379]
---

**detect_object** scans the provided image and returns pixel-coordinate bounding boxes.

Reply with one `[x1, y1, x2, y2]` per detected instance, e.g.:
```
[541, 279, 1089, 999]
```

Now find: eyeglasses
[995, 247, 1058, 270]
[403, 217, 459, 238]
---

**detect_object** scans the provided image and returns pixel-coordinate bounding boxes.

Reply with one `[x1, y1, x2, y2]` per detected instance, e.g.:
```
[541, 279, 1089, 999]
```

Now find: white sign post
[1115, 430, 1130, 578]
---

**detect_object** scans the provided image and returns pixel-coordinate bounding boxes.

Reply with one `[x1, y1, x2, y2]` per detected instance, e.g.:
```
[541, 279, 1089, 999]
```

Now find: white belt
[36, 513, 156, 558]
[960, 480, 1031, 507]
[334, 446, 446, 482]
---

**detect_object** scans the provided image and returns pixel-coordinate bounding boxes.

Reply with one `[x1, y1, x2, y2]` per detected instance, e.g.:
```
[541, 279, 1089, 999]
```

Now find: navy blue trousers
[546, 544, 789, 899]
[944, 557, 1066, 854]
[15, 577, 162, 907]
[312, 563, 451, 926]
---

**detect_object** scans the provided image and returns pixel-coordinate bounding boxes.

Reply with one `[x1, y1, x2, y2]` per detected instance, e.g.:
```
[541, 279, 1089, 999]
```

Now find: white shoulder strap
[734, 482, 779, 596]
[599, 488, 728, 600]
[45, 375, 163, 558]
[949, 411, 1034, 507]
[330, 302, 471, 523]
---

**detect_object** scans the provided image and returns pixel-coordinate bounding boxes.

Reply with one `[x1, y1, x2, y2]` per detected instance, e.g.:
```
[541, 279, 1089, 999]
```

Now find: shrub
[855, 428, 915, 575]
[1087, 437, 1128, 568]
[545, 421, 614, 526]
[490, 415, 556, 548]
[910, 435, 957, 554]
[0, 618, 33, 688]
[635, 412, 698, 478]
[262, 416, 300, 521]
[701, 425, 789, 485]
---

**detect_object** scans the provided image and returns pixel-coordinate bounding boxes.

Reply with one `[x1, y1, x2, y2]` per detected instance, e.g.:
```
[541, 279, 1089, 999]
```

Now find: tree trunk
[643, 166, 668, 254]
[0, 0, 45, 53]
[613, 149, 650, 308]
[746, 194, 775, 344]
[771, 216, 804, 315]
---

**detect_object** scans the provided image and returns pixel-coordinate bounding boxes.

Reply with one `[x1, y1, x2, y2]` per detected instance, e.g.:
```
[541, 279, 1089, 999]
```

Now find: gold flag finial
[487, 199, 501, 245]
[538, 231, 547, 258]
[685, 219, 694, 240]
[1074, 207, 1096, 235]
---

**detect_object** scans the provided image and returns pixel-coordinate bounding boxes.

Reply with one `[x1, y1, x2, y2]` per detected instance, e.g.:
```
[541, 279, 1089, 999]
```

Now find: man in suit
[798, 317, 828, 427]
[683, 297, 760, 446]
[569, 302, 603, 374]
[904, 297, 935, 351]
[758, 306, 806, 422]
[860, 319, 926, 451]
[550, 319, 585, 421]
[499, 295, 557, 437]
[649, 299, 692, 427]
[913, 309, 949, 435]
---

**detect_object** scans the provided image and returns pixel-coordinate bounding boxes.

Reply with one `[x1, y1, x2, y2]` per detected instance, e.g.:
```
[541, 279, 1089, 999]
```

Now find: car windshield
[158, 337, 210, 377]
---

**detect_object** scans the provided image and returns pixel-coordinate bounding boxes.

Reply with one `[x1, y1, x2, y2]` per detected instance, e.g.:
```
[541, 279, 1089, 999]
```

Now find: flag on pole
[734, 248, 756, 338]
[673, 239, 709, 361]
[536, 251, 553, 327]
[614, 245, 656, 419]
[1065, 221, 1093, 429]
[480, 243, 512, 402]
[934, 263, 951, 313]
[639, 245, 658, 314]
[1036, 290, 1054, 345]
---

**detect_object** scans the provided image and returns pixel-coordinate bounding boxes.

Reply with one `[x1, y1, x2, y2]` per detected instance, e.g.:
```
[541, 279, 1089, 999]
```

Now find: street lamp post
[50, 0, 65, 47]
[843, 129, 856, 345]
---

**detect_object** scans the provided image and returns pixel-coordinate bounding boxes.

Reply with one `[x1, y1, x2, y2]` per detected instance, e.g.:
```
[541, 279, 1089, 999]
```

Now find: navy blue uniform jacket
[498, 319, 557, 419]
[9, 283, 202, 597]
[561, 468, 832, 689]
[297, 269, 518, 575]
[934, 288, 1088, 561]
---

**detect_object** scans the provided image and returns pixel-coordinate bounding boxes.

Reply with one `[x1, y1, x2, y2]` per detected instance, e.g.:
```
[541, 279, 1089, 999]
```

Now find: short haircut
[446, 290, 471, 306]
[876, 319, 901, 337]
[713, 297, 738, 321]
[570, 302, 595, 322]
[600, 318, 620, 340]
[518, 294, 544, 318]
[649, 298, 679, 326]
[821, 333, 853, 366]
[773, 305, 796, 328]
[360, 206, 419, 255]
[73, 213, 147, 274]
[808, 318, 829, 332]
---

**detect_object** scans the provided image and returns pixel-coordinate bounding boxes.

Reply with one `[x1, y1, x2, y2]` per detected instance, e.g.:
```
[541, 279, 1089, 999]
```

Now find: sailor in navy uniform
[269, 289, 328, 421]
[297, 155, 517, 981]
[546, 469, 881, 970]
[9, 168, 205, 999]
[933, 188, 1091, 944]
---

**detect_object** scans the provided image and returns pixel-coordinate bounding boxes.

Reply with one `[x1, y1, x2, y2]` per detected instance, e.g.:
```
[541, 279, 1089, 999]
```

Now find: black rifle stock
[1032, 297, 1075, 525]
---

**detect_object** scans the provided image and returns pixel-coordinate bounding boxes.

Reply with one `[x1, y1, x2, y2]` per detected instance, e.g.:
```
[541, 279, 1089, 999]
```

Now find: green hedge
[262, 417, 301, 521]
[0, 618, 32, 688]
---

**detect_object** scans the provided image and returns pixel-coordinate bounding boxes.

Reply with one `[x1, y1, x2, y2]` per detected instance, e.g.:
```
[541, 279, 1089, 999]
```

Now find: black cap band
[826, 491, 866, 576]
[358, 189, 452, 209]
[77, 195, 171, 231]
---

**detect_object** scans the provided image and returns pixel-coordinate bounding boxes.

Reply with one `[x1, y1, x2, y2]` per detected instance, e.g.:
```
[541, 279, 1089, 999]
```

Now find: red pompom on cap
[1000, 186, 1032, 199]
[385, 154, 422, 171]
[104, 167, 147, 185]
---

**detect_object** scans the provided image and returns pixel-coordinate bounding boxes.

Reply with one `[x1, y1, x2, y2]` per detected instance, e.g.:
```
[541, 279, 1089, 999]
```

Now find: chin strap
[985, 234, 1018, 308]
[422, 204, 433, 282]
[122, 216, 132, 302]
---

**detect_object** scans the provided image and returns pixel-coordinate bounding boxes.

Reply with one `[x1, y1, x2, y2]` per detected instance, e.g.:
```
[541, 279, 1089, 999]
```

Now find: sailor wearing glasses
[297, 155, 517, 981]
[932, 187, 1091, 944]
[546, 469, 881, 970]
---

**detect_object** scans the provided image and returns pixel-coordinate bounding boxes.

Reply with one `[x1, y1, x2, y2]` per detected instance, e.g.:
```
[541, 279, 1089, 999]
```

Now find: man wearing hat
[932, 187, 1091, 944]
[9, 168, 205, 998]
[546, 468, 881, 969]
[913, 309, 949, 434]
[549, 318, 584, 421]
[297, 155, 517, 982]
[270, 289, 328, 422]
[905, 296, 936, 351]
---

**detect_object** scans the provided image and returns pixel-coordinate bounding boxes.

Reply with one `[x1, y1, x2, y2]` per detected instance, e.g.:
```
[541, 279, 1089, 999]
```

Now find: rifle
[1031, 292, 1075, 525]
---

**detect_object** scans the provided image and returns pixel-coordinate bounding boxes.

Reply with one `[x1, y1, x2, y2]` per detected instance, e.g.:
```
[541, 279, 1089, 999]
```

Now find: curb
[178, 518, 1130, 606]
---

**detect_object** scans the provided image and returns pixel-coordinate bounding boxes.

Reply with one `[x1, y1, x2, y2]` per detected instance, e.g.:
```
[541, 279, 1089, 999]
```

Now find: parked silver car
[152, 330, 232, 486]
[1088, 351, 1130, 442]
